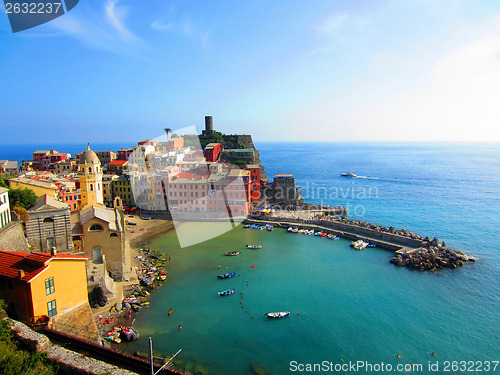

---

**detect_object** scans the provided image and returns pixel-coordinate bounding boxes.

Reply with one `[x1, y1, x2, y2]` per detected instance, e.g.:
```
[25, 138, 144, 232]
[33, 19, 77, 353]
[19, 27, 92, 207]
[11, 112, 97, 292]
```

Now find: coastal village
[0, 116, 474, 374]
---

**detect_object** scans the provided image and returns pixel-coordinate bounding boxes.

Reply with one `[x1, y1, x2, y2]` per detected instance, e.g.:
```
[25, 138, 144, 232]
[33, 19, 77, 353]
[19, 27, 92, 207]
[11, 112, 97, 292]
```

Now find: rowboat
[266, 311, 290, 319]
[218, 288, 235, 296]
[225, 251, 240, 256]
[217, 272, 236, 279]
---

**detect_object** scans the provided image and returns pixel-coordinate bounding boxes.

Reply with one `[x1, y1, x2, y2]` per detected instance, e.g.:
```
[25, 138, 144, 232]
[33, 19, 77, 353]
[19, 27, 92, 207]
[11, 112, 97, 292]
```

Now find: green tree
[8, 189, 37, 210]
[0, 177, 8, 188]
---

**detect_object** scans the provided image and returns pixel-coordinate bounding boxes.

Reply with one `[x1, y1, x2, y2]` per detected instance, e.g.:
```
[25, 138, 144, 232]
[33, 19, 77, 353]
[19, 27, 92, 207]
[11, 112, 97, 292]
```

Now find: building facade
[0, 250, 88, 325]
[0, 187, 11, 229]
[25, 195, 74, 253]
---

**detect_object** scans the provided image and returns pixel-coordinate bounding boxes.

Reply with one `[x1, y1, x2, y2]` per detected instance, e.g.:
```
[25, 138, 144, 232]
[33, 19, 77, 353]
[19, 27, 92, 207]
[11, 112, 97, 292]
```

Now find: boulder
[89, 286, 107, 308]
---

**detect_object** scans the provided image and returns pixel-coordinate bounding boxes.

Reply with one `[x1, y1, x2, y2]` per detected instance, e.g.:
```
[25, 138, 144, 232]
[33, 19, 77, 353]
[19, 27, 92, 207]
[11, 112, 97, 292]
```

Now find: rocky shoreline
[390, 238, 475, 271]
[246, 214, 475, 272]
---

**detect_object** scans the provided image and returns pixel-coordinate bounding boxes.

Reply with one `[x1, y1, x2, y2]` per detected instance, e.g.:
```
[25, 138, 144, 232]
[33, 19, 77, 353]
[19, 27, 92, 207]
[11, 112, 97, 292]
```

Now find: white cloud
[150, 20, 173, 31]
[105, 0, 139, 43]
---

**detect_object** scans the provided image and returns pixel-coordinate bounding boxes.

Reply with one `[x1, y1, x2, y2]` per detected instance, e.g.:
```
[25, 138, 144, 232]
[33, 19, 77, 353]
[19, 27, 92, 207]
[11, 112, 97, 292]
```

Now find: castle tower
[205, 116, 213, 135]
[79, 145, 104, 209]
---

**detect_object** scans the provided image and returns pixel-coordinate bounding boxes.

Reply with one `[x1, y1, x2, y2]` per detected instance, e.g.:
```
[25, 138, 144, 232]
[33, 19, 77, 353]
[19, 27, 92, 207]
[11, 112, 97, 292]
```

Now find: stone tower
[79, 145, 104, 209]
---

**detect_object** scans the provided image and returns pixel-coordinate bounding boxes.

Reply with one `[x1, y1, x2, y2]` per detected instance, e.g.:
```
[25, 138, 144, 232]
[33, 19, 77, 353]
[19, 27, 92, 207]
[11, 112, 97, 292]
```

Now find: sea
[4, 142, 500, 374]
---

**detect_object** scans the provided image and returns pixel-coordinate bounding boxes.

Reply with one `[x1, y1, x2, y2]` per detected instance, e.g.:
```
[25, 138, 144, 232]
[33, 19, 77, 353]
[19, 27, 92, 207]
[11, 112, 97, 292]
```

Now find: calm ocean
[5, 142, 499, 374]
[119, 142, 500, 374]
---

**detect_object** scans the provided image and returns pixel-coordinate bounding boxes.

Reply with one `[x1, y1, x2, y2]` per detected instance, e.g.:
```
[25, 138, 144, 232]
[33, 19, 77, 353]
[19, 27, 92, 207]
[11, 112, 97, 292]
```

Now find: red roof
[0, 251, 87, 283]
[109, 160, 127, 166]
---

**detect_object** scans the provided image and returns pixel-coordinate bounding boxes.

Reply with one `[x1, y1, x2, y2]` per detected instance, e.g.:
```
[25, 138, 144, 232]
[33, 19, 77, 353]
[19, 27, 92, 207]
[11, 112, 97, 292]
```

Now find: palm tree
[164, 128, 171, 141]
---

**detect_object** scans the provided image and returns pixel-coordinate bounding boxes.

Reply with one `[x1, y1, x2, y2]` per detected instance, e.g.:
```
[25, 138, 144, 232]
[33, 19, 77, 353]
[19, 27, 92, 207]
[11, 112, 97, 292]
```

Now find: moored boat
[225, 251, 240, 256]
[351, 239, 369, 250]
[217, 272, 236, 279]
[266, 311, 290, 319]
[287, 227, 293, 232]
[218, 288, 235, 296]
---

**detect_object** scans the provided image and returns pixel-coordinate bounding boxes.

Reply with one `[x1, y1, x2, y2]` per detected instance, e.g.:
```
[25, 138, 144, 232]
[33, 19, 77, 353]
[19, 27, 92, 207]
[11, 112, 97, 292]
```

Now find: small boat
[314, 231, 322, 236]
[218, 288, 235, 296]
[320, 232, 327, 237]
[244, 224, 250, 228]
[287, 227, 293, 232]
[225, 251, 240, 256]
[266, 311, 290, 319]
[298, 229, 305, 234]
[266, 225, 274, 231]
[351, 240, 369, 250]
[367, 244, 377, 248]
[246, 245, 262, 249]
[249, 265, 256, 268]
[217, 272, 236, 279]
[292, 227, 299, 233]
[308, 230, 314, 235]
[327, 234, 333, 239]
[331, 236, 340, 240]
[158, 275, 167, 281]
[340, 172, 358, 178]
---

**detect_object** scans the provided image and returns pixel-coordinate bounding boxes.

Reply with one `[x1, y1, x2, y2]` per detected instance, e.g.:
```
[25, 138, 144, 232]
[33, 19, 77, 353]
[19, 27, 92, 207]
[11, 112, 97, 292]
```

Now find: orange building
[0, 250, 88, 325]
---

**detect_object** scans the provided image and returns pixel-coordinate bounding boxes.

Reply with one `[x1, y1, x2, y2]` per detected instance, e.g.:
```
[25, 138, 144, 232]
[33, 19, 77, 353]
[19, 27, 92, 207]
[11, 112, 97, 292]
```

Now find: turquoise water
[121, 143, 500, 374]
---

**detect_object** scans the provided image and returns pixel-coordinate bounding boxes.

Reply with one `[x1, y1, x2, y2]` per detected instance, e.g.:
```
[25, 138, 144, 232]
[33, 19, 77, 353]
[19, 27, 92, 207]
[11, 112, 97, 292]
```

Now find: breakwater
[244, 215, 474, 271]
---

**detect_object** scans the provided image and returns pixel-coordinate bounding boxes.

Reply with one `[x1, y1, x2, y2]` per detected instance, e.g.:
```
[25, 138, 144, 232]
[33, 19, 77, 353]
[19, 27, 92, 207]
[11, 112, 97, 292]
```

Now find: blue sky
[1, 0, 500, 144]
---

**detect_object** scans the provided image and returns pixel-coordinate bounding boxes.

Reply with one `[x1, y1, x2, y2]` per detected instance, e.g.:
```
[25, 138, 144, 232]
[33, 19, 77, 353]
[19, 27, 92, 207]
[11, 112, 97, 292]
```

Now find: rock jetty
[390, 238, 475, 271]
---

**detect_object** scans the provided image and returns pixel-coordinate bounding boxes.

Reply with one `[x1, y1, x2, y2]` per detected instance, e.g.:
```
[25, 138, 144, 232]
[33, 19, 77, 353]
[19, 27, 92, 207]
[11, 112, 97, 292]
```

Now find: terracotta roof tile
[0, 251, 86, 282]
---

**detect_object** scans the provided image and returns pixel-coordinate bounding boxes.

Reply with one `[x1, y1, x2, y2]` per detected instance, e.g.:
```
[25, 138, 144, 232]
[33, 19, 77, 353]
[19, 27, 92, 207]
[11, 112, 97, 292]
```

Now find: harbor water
[122, 142, 500, 374]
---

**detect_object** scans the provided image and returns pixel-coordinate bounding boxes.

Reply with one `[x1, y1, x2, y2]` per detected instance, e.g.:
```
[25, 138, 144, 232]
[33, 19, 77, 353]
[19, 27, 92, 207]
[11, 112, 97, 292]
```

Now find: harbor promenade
[244, 216, 422, 252]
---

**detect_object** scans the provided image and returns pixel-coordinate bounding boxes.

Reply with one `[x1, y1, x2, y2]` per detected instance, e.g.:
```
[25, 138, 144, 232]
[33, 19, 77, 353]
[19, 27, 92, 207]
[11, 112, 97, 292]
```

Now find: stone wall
[8, 318, 137, 375]
[0, 221, 29, 252]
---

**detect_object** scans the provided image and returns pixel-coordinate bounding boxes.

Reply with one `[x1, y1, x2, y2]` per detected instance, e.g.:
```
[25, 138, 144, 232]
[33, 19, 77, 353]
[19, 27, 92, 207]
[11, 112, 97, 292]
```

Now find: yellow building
[0, 250, 88, 325]
[8, 177, 58, 198]
[70, 145, 130, 281]
[79, 145, 104, 209]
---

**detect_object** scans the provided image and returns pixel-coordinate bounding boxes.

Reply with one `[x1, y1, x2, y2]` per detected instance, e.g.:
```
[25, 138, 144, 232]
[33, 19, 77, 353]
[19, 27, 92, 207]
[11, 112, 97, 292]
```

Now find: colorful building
[95, 151, 117, 167]
[58, 188, 81, 212]
[8, 176, 59, 198]
[246, 164, 262, 203]
[0, 187, 11, 229]
[0, 250, 88, 325]
[107, 160, 128, 175]
[117, 148, 134, 161]
[0, 160, 18, 173]
[78, 146, 104, 209]
[203, 143, 222, 162]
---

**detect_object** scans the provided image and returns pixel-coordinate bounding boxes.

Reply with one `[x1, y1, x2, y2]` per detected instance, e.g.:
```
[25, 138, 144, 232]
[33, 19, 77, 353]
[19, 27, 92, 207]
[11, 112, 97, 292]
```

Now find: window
[43, 217, 54, 223]
[89, 224, 103, 231]
[45, 277, 55, 295]
[110, 233, 118, 238]
[90, 183, 94, 191]
[47, 300, 57, 318]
